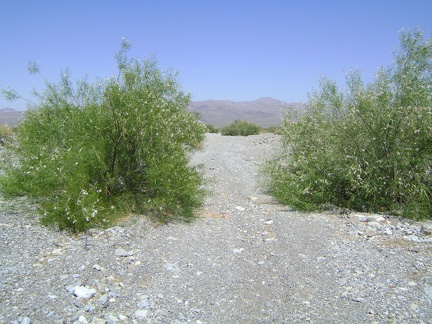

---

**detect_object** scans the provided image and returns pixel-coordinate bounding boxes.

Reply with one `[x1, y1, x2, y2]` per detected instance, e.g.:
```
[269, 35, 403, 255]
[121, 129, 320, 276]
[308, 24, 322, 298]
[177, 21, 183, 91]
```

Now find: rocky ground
[1, 133, 431, 324]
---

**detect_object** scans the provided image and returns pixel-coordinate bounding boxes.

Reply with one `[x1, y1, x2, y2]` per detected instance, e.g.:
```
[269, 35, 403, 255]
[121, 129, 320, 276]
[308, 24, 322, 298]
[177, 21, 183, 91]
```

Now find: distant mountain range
[0, 98, 305, 128]
[0, 108, 24, 127]
[190, 97, 305, 127]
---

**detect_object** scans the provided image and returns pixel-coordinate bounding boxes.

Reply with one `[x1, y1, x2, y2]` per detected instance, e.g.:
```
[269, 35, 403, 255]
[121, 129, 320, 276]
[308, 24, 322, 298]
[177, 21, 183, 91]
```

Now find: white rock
[93, 264, 102, 271]
[73, 286, 96, 299]
[21, 318, 31, 324]
[368, 215, 386, 223]
[405, 235, 421, 242]
[163, 263, 180, 272]
[115, 248, 133, 257]
[134, 309, 148, 318]
[98, 294, 108, 304]
[235, 206, 245, 211]
[384, 228, 393, 235]
[368, 222, 382, 229]
[264, 220, 273, 225]
[424, 285, 432, 300]
[73, 315, 88, 324]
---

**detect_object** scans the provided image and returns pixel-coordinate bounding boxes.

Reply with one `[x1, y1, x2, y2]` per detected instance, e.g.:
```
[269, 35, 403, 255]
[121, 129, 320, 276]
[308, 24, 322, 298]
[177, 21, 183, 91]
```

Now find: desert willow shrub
[265, 29, 432, 219]
[220, 119, 261, 136]
[0, 39, 207, 232]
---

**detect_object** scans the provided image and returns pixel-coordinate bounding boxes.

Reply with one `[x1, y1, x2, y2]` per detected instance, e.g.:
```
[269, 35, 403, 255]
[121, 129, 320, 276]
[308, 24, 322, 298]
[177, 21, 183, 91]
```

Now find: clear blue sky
[1, 0, 431, 110]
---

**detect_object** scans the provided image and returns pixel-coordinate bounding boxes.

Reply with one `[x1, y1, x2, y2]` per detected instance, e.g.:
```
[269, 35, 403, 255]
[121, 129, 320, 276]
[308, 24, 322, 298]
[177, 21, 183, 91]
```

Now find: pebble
[134, 309, 148, 318]
[347, 213, 432, 242]
[163, 263, 180, 272]
[424, 285, 432, 300]
[421, 221, 432, 235]
[73, 315, 88, 324]
[72, 286, 97, 299]
[21, 318, 31, 324]
[114, 248, 133, 257]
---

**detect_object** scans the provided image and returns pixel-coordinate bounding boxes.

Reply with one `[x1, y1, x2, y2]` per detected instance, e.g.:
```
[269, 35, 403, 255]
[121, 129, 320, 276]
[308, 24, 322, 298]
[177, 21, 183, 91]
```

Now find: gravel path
[1, 133, 432, 323]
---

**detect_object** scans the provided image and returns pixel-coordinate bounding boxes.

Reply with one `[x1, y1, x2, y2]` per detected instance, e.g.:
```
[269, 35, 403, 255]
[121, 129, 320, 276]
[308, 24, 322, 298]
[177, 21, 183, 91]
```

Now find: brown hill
[189, 97, 305, 128]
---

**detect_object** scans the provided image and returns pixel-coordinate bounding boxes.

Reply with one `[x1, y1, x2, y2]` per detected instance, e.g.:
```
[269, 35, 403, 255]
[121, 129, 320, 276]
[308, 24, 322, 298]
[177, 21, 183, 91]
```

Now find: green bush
[265, 28, 432, 219]
[0, 39, 207, 232]
[220, 120, 261, 136]
[205, 124, 219, 133]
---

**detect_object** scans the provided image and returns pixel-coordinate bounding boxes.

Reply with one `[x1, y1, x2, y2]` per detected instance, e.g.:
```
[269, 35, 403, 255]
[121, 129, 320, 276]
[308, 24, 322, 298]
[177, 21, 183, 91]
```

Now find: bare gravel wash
[1, 133, 431, 324]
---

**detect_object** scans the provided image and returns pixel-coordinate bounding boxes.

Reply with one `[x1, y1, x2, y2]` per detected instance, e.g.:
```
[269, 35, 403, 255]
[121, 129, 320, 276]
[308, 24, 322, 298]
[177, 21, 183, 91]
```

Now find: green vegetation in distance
[205, 124, 219, 133]
[265, 28, 432, 220]
[0, 124, 13, 142]
[220, 119, 261, 136]
[261, 126, 281, 134]
[0, 39, 207, 232]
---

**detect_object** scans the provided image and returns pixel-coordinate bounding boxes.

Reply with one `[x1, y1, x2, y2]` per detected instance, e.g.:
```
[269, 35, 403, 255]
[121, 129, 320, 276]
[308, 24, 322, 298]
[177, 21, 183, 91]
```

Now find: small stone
[93, 264, 102, 271]
[66, 285, 75, 294]
[235, 206, 245, 211]
[21, 318, 31, 324]
[104, 314, 119, 324]
[384, 228, 393, 235]
[368, 222, 382, 229]
[249, 196, 258, 201]
[97, 294, 108, 304]
[421, 221, 432, 235]
[83, 302, 95, 312]
[74, 298, 85, 308]
[73, 286, 96, 299]
[368, 215, 386, 223]
[115, 248, 133, 257]
[134, 309, 148, 319]
[89, 318, 105, 324]
[405, 235, 421, 242]
[264, 220, 273, 225]
[163, 263, 180, 272]
[424, 285, 432, 300]
[73, 316, 88, 324]
[233, 248, 244, 253]
[137, 298, 150, 308]
[352, 213, 367, 222]
[155, 309, 167, 316]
